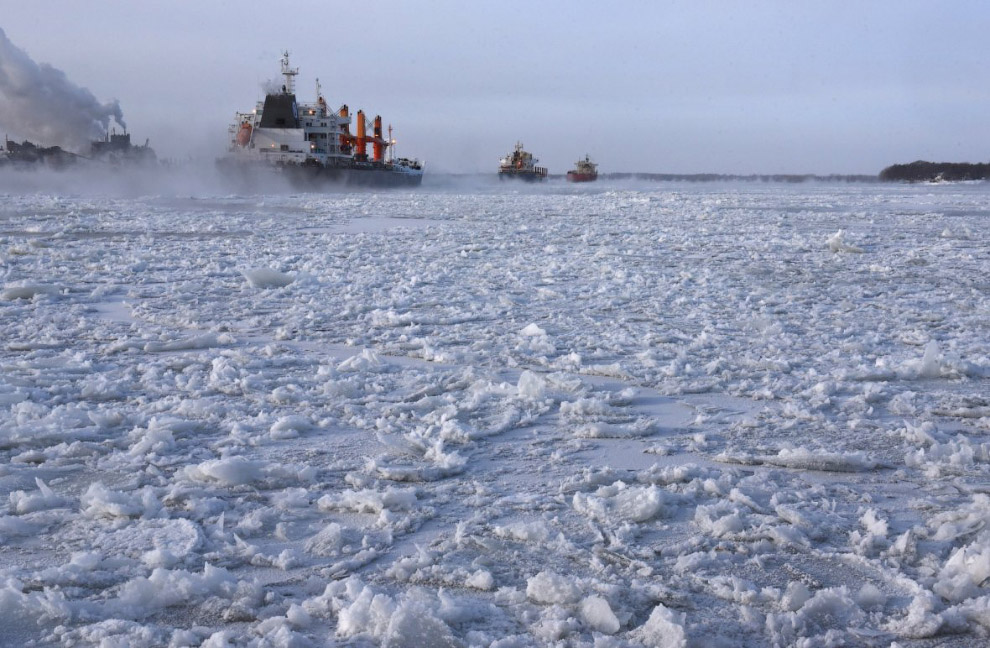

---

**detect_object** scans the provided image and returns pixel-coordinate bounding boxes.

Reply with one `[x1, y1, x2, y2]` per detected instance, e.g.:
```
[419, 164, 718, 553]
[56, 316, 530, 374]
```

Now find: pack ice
[1, 181, 988, 647]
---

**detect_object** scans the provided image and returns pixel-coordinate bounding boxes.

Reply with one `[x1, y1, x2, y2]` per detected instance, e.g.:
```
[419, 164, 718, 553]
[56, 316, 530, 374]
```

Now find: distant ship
[566, 155, 598, 183]
[219, 52, 423, 188]
[498, 142, 547, 181]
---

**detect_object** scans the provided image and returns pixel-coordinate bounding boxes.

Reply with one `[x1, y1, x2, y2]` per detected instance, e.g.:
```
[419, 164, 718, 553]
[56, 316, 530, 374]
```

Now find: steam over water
[0, 28, 124, 151]
[1, 179, 989, 646]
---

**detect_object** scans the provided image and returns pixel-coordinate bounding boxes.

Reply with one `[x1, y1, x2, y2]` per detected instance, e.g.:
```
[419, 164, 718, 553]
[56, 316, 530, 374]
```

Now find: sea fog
[1, 179, 988, 646]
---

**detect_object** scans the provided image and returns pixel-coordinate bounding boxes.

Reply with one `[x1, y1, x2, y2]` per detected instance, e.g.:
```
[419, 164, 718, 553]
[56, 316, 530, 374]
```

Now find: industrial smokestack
[0, 27, 125, 151]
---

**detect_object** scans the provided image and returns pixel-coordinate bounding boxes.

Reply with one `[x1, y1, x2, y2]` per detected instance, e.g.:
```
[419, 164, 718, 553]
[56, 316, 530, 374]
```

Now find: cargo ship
[498, 142, 547, 181]
[566, 154, 598, 182]
[219, 52, 423, 188]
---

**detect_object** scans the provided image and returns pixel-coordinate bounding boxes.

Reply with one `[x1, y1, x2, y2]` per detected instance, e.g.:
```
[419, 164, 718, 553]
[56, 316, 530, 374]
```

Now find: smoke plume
[0, 27, 125, 151]
[261, 78, 283, 95]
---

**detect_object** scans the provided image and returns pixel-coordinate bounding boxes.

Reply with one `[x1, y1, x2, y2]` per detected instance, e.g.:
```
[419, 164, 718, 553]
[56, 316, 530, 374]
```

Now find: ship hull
[566, 172, 597, 183]
[218, 158, 423, 190]
[498, 170, 546, 182]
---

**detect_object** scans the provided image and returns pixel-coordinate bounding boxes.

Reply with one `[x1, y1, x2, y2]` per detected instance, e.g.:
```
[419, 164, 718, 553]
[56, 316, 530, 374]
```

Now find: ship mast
[280, 51, 299, 94]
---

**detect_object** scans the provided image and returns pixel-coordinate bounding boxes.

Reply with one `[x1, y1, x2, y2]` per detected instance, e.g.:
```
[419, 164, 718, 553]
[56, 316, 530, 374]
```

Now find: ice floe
[1, 183, 989, 645]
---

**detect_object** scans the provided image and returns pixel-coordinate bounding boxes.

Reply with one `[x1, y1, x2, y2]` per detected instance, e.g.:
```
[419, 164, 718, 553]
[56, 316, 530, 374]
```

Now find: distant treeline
[879, 161, 990, 183]
[596, 173, 877, 183]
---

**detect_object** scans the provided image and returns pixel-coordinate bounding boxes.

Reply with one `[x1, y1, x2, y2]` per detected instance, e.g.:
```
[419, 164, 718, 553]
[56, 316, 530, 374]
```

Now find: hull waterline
[218, 159, 423, 190]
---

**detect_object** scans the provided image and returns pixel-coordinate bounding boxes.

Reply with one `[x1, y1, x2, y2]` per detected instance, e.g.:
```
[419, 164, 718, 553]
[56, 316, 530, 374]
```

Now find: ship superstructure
[498, 142, 547, 181]
[222, 52, 422, 187]
[566, 154, 598, 182]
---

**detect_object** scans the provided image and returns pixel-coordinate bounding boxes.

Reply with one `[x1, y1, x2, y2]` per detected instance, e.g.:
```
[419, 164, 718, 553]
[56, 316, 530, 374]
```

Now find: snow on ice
[0, 181, 989, 646]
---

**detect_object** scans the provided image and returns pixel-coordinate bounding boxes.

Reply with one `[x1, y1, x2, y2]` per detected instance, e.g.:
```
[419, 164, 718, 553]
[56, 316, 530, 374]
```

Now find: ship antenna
[280, 50, 299, 94]
[315, 77, 321, 101]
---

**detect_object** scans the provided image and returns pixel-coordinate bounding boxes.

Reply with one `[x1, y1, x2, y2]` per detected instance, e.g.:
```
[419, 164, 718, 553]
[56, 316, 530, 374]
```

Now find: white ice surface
[0, 181, 989, 646]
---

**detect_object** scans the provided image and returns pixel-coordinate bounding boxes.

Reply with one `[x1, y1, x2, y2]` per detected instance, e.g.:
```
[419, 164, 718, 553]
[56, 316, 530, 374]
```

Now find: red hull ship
[566, 154, 598, 182]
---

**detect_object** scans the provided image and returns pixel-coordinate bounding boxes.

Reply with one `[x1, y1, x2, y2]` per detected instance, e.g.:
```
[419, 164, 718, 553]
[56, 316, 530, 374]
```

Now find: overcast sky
[2, 1, 989, 174]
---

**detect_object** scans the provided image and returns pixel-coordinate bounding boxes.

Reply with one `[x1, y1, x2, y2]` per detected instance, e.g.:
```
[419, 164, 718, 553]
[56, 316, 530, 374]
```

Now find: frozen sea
[1, 176, 988, 647]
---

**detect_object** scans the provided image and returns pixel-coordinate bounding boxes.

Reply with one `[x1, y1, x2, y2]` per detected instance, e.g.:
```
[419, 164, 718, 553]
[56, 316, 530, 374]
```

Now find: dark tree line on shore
[879, 161, 990, 182]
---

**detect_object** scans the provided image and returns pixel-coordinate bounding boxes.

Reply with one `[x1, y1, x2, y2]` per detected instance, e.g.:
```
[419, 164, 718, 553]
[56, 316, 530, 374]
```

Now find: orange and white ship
[566, 155, 598, 182]
[220, 52, 423, 187]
